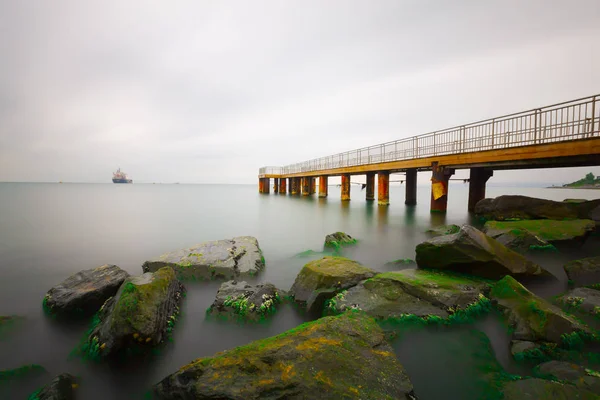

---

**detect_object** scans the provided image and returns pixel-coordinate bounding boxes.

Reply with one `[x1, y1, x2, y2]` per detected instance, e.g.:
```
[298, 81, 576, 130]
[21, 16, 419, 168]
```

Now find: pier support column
[405, 168, 417, 205]
[309, 177, 316, 195]
[290, 178, 299, 195]
[378, 171, 390, 205]
[319, 176, 328, 198]
[302, 177, 310, 196]
[279, 177, 287, 194]
[273, 178, 279, 194]
[430, 163, 454, 213]
[366, 172, 375, 201]
[259, 178, 270, 194]
[341, 174, 351, 201]
[468, 168, 493, 211]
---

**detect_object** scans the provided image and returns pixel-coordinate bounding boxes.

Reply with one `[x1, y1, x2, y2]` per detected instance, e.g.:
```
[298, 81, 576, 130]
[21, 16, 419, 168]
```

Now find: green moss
[529, 244, 557, 252]
[373, 269, 491, 290]
[484, 219, 595, 241]
[514, 342, 600, 367]
[219, 291, 281, 320]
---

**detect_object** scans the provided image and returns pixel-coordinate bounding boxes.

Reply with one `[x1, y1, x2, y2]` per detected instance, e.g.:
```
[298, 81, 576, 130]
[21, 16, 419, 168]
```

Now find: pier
[259, 95, 600, 212]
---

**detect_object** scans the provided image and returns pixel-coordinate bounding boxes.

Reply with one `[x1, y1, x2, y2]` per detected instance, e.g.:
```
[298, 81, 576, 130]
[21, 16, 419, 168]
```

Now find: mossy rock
[383, 258, 415, 267]
[207, 281, 283, 321]
[415, 225, 550, 280]
[534, 361, 600, 395]
[289, 257, 376, 313]
[502, 378, 599, 399]
[474, 195, 600, 221]
[485, 228, 554, 254]
[425, 224, 460, 237]
[323, 232, 357, 252]
[483, 219, 596, 243]
[490, 276, 593, 345]
[0, 364, 46, 384]
[142, 236, 265, 281]
[555, 288, 600, 324]
[326, 269, 491, 323]
[82, 267, 185, 360]
[28, 373, 78, 400]
[151, 311, 415, 399]
[564, 256, 600, 287]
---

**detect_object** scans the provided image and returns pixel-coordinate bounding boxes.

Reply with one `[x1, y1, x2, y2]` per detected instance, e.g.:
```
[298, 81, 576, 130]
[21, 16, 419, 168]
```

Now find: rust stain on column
[341, 174, 350, 201]
[430, 162, 454, 213]
[279, 177, 287, 194]
[263, 178, 270, 194]
[290, 178, 298, 195]
[468, 168, 493, 211]
[319, 176, 328, 198]
[378, 172, 390, 205]
[302, 177, 310, 196]
[309, 177, 316, 195]
[405, 168, 417, 205]
[366, 172, 375, 201]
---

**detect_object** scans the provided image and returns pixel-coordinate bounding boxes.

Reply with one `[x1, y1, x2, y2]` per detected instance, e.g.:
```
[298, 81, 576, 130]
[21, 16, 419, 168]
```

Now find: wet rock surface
[323, 231, 357, 251]
[415, 225, 550, 280]
[484, 219, 596, 243]
[425, 224, 460, 237]
[142, 236, 265, 281]
[564, 256, 600, 287]
[207, 280, 283, 320]
[510, 340, 540, 357]
[535, 361, 600, 395]
[474, 195, 600, 221]
[29, 373, 78, 400]
[555, 287, 600, 321]
[43, 264, 129, 318]
[485, 228, 553, 254]
[502, 378, 599, 400]
[152, 311, 416, 400]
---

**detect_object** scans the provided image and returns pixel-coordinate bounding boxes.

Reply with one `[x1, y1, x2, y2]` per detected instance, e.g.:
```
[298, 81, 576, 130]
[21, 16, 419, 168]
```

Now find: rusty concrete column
[274, 178, 279, 194]
[302, 177, 310, 196]
[378, 171, 390, 205]
[258, 178, 263, 193]
[279, 177, 287, 194]
[430, 162, 454, 213]
[319, 176, 328, 198]
[341, 174, 351, 201]
[366, 172, 375, 201]
[468, 168, 493, 211]
[263, 178, 270, 194]
[309, 177, 316, 195]
[290, 178, 298, 195]
[405, 168, 417, 205]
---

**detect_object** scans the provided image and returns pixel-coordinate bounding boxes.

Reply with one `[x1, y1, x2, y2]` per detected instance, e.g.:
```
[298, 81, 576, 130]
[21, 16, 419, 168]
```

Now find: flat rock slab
[564, 256, 600, 287]
[502, 378, 599, 400]
[486, 228, 553, 254]
[536, 361, 600, 395]
[29, 373, 78, 400]
[425, 224, 460, 237]
[415, 225, 549, 280]
[328, 269, 490, 320]
[207, 281, 283, 320]
[489, 276, 590, 344]
[84, 267, 184, 359]
[474, 195, 600, 221]
[152, 311, 415, 400]
[142, 236, 265, 281]
[43, 264, 129, 318]
[484, 219, 596, 243]
[289, 256, 376, 313]
[555, 287, 600, 320]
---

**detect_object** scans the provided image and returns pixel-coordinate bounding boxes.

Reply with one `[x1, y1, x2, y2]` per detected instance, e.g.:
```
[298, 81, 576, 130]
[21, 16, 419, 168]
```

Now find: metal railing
[259, 95, 600, 176]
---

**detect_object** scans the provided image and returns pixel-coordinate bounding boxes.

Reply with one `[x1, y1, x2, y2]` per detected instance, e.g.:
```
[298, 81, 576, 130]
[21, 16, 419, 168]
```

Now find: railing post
[592, 96, 597, 136]
[534, 109, 538, 143]
[433, 132, 436, 156]
[460, 126, 465, 153]
[491, 120, 495, 149]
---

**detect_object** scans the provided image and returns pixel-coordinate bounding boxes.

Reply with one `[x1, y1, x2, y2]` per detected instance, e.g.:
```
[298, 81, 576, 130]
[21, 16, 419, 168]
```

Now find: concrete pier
[273, 178, 279, 194]
[377, 172, 389, 205]
[341, 174, 350, 201]
[405, 168, 417, 205]
[319, 176, 328, 198]
[309, 177, 316, 195]
[468, 168, 493, 211]
[430, 162, 454, 212]
[290, 177, 299, 195]
[279, 177, 286, 194]
[366, 172, 375, 201]
[302, 177, 310, 196]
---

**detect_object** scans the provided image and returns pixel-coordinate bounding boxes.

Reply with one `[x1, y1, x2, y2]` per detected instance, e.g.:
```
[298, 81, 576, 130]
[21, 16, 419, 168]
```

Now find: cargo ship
[112, 168, 133, 184]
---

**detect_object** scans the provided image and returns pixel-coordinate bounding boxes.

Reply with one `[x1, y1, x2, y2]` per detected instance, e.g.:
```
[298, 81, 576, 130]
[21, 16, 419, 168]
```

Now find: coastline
[546, 186, 600, 190]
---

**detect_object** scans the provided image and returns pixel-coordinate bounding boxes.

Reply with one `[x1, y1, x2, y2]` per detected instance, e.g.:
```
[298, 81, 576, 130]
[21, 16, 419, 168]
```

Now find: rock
[383, 258, 415, 267]
[142, 236, 265, 281]
[415, 225, 550, 280]
[323, 232, 357, 251]
[485, 228, 554, 254]
[289, 257, 376, 313]
[555, 287, 600, 320]
[502, 378, 599, 400]
[326, 269, 490, 321]
[43, 264, 129, 318]
[536, 361, 600, 395]
[425, 224, 460, 237]
[564, 256, 600, 287]
[474, 195, 600, 221]
[82, 267, 184, 359]
[510, 340, 540, 357]
[29, 373, 78, 400]
[152, 311, 416, 400]
[591, 206, 600, 226]
[483, 219, 596, 243]
[489, 276, 591, 344]
[0, 364, 45, 383]
[207, 281, 283, 320]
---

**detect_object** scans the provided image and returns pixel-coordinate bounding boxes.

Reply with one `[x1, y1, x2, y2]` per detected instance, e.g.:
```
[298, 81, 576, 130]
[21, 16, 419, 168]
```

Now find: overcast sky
[1, 0, 599, 184]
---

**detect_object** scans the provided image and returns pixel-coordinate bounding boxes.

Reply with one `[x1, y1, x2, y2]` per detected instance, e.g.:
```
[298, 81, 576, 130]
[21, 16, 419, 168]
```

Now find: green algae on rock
[28, 373, 78, 400]
[289, 256, 376, 313]
[484, 227, 554, 254]
[0, 364, 46, 383]
[142, 236, 265, 281]
[323, 232, 357, 252]
[415, 225, 550, 280]
[564, 256, 600, 287]
[206, 280, 283, 321]
[425, 224, 460, 237]
[152, 310, 416, 400]
[81, 267, 184, 360]
[555, 287, 600, 325]
[483, 219, 596, 243]
[502, 378, 600, 400]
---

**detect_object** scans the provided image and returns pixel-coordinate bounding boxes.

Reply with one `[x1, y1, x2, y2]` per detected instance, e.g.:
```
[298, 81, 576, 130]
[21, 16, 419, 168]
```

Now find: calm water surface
[0, 183, 599, 399]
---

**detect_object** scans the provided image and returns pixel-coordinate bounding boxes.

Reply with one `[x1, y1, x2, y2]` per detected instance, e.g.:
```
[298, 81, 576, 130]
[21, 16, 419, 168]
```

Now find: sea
[0, 182, 599, 399]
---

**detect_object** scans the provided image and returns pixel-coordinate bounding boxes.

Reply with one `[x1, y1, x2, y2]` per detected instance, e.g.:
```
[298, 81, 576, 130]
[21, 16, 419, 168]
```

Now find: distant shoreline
[546, 186, 600, 190]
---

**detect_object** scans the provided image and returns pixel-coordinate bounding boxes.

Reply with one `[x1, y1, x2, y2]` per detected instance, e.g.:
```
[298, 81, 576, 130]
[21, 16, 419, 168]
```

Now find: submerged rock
[289, 257, 376, 313]
[485, 228, 553, 254]
[502, 378, 599, 400]
[83, 267, 184, 359]
[474, 195, 600, 221]
[555, 287, 600, 321]
[327, 269, 490, 321]
[564, 256, 600, 287]
[43, 264, 129, 318]
[415, 225, 549, 280]
[323, 232, 357, 251]
[152, 311, 415, 400]
[535, 361, 600, 395]
[383, 258, 415, 268]
[489, 276, 591, 344]
[484, 219, 595, 243]
[207, 281, 283, 320]
[29, 373, 78, 400]
[510, 340, 540, 357]
[0, 364, 45, 383]
[425, 224, 460, 237]
[142, 236, 265, 281]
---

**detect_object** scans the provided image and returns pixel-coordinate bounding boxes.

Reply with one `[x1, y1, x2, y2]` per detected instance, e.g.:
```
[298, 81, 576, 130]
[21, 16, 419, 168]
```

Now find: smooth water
[0, 183, 599, 399]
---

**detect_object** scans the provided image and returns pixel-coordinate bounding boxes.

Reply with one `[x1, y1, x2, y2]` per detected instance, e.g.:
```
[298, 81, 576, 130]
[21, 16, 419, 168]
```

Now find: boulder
[43, 264, 129, 318]
[83, 267, 184, 359]
[564, 256, 600, 287]
[142, 236, 265, 281]
[152, 311, 416, 400]
[485, 228, 554, 254]
[425, 224, 460, 237]
[28, 373, 78, 400]
[207, 281, 283, 320]
[383, 258, 415, 268]
[415, 225, 550, 280]
[489, 276, 591, 344]
[474, 195, 600, 221]
[591, 205, 600, 226]
[502, 378, 599, 400]
[555, 287, 600, 320]
[289, 257, 376, 313]
[323, 232, 356, 251]
[510, 340, 540, 357]
[483, 219, 596, 243]
[535, 361, 600, 395]
[326, 269, 490, 321]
